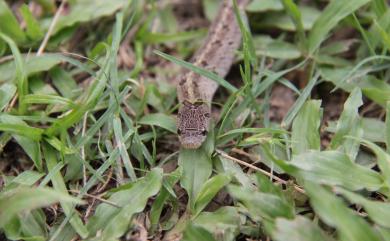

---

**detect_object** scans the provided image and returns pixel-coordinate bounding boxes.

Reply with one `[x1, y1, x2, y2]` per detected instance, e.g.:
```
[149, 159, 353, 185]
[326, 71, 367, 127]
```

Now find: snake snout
[178, 130, 206, 149]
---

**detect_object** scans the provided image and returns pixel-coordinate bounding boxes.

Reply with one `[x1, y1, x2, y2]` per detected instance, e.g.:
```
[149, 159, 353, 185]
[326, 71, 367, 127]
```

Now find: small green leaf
[291, 150, 383, 191]
[305, 182, 382, 241]
[193, 174, 231, 216]
[52, 0, 130, 34]
[253, 35, 302, 59]
[228, 185, 294, 221]
[336, 187, 390, 228]
[182, 224, 217, 241]
[139, 113, 177, 133]
[20, 4, 44, 41]
[330, 88, 363, 160]
[0, 83, 16, 111]
[246, 0, 283, 12]
[0, 123, 43, 141]
[179, 147, 212, 206]
[192, 207, 242, 241]
[274, 216, 334, 241]
[291, 100, 322, 155]
[0, 0, 26, 43]
[86, 168, 163, 239]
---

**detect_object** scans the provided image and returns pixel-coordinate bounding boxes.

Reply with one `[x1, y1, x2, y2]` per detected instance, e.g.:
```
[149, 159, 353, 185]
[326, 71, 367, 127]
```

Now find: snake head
[177, 100, 211, 149]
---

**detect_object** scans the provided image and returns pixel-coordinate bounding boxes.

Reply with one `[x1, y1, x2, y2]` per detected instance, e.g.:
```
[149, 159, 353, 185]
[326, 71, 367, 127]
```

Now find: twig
[216, 149, 305, 194]
[69, 190, 121, 208]
[37, 0, 67, 56]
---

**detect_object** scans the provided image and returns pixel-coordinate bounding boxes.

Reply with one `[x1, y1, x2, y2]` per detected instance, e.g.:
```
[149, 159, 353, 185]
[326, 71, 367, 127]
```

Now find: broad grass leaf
[0, 54, 78, 83]
[253, 173, 285, 199]
[336, 187, 390, 228]
[359, 118, 384, 143]
[228, 185, 294, 221]
[259, 6, 320, 31]
[139, 113, 177, 133]
[19, 4, 43, 41]
[182, 224, 217, 241]
[0, 0, 26, 43]
[252, 35, 301, 59]
[217, 155, 254, 187]
[49, 67, 79, 99]
[0, 83, 16, 111]
[274, 216, 334, 241]
[179, 147, 212, 205]
[358, 139, 390, 187]
[4, 170, 44, 191]
[291, 100, 322, 155]
[0, 187, 83, 227]
[3, 209, 47, 241]
[321, 67, 390, 106]
[52, 0, 129, 34]
[291, 150, 383, 191]
[308, 0, 371, 53]
[329, 88, 363, 160]
[377, 227, 390, 241]
[192, 207, 242, 241]
[193, 174, 231, 216]
[372, 0, 387, 18]
[246, 0, 283, 12]
[86, 168, 163, 239]
[305, 182, 382, 241]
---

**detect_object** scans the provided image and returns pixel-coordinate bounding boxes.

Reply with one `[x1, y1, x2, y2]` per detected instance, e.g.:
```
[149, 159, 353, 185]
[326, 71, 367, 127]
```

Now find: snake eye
[201, 130, 208, 136]
[204, 112, 210, 118]
[177, 129, 182, 135]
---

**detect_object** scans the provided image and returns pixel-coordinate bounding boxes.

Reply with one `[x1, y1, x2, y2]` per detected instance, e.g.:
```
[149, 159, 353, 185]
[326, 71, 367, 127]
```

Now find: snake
[176, 0, 249, 149]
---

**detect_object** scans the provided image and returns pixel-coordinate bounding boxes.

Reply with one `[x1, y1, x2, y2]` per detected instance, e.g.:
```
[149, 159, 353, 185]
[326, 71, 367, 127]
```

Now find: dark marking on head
[213, 40, 222, 46]
[179, 77, 186, 86]
[177, 102, 211, 149]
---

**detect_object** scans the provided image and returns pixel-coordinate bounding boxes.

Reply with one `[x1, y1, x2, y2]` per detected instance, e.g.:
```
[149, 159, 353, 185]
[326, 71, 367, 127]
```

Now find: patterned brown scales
[177, 0, 249, 149]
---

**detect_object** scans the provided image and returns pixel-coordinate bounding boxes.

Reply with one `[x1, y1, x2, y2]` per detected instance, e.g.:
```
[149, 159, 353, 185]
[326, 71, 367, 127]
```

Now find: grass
[1, 0, 390, 240]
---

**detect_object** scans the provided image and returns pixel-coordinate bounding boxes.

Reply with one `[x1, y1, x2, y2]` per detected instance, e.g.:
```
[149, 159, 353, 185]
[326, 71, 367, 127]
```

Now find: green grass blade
[0, 32, 27, 114]
[291, 100, 322, 155]
[0, 187, 83, 228]
[154, 50, 238, 93]
[42, 143, 89, 238]
[282, 73, 318, 128]
[305, 182, 382, 241]
[0, 0, 26, 43]
[308, 0, 371, 54]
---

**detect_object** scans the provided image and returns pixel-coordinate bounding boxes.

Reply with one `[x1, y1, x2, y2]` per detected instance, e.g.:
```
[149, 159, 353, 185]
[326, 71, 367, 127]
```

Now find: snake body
[177, 0, 249, 149]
